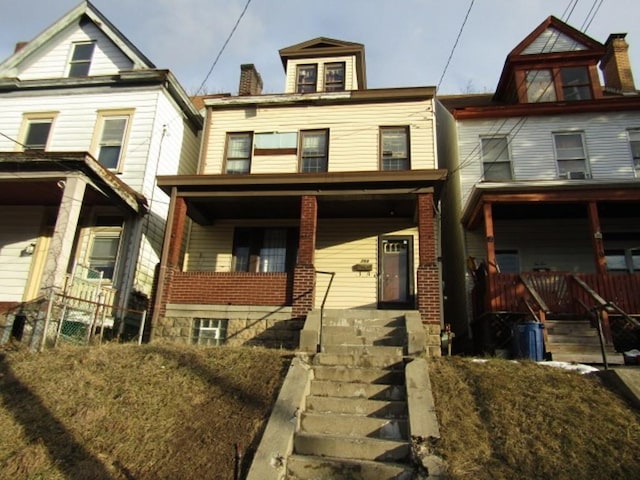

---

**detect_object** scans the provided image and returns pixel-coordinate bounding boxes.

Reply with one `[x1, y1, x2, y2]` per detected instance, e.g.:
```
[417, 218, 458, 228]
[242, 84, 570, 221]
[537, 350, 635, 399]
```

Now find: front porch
[464, 182, 640, 360]
[153, 170, 446, 350]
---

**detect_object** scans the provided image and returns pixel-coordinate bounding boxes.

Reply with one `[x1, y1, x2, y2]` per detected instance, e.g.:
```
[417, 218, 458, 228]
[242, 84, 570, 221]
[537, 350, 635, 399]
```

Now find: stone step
[546, 342, 617, 354]
[286, 454, 414, 480]
[313, 353, 405, 369]
[310, 379, 406, 400]
[300, 412, 408, 440]
[322, 325, 406, 339]
[321, 345, 405, 356]
[321, 333, 405, 348]
[312, 366, 405, 385]
[549, 351, 624, 364]
[306, 395, 407, 418]
[293, 432, 410, 463]
[322, 314, 406, 329]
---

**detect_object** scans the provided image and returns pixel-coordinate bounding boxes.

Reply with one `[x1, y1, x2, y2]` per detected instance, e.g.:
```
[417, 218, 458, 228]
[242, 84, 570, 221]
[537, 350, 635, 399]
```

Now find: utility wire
[194, 0, 253, 95]
[437, 0, 475, 91]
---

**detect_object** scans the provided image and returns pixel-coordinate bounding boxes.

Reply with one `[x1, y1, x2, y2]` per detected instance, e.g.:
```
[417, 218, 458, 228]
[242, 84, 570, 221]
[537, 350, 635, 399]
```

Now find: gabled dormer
[494, 16, 605, 104]
[0, 0, 154, 81]
[278, 37, 366, 94]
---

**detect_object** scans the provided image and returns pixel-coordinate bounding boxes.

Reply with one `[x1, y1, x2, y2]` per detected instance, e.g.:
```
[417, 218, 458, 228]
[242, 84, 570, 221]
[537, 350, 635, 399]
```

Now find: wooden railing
[481, 272, 640, 317]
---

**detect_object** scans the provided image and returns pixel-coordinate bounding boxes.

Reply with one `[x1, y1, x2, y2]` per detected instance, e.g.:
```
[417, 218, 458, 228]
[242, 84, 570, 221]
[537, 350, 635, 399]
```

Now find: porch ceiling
[463, 181, 640, 229]
[186, 193, 418, 224]
[0, 177, 113, 207]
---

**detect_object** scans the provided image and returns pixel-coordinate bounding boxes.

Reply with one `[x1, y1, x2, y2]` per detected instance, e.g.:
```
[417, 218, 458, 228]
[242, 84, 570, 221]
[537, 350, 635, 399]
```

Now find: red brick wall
[292, 196, 318, 318]
[416, 193, 441, 325]
[167, 271, 291, 306]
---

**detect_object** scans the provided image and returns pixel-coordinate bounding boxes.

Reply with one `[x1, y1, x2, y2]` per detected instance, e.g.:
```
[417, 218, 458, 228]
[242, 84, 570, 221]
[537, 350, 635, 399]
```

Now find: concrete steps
[545, 319, 622, 364]
[287, 310, 414, 480]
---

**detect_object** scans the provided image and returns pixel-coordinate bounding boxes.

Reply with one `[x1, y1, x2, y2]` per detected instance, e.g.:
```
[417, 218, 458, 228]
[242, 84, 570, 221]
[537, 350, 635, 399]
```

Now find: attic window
[68, 42, 95, 77]
[296, 65, 317, 93]
[525, 67, 592, 103]
[324, 63, 345, 91]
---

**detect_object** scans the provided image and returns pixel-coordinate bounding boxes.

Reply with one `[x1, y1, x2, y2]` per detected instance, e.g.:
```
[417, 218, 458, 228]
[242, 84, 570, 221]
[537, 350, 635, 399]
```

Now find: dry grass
[0, 342, 291, 480]
[429, 357, 640, 480]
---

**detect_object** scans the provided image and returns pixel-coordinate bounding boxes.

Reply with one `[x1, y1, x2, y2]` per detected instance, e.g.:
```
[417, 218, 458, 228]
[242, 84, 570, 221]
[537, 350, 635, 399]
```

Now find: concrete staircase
[545, 319, 622, 364]
[286, 310, 416, 480]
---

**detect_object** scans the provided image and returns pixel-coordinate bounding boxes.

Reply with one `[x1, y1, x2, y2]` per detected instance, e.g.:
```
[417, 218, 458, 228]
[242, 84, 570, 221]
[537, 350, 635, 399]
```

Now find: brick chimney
[600, 33, 636, 93]
[14, 41, 28, 53]
[238, 64, 263, 96]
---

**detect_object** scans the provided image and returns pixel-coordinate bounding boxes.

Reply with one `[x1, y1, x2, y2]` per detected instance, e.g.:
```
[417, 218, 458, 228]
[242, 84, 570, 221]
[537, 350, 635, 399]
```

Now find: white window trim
[66, 41, 96, 77]
[84, 227, 122, 282]
[552, 131, 591, 179]
[90, 109, 134, 172]
[480, 136, 513, 181]
[15, 112, 59, 152]
[627, 129, 640, 177]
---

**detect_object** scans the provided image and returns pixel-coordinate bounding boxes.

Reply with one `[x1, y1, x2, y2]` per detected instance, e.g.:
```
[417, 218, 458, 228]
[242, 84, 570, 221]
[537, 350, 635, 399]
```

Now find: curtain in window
[259, 229, 287, 272]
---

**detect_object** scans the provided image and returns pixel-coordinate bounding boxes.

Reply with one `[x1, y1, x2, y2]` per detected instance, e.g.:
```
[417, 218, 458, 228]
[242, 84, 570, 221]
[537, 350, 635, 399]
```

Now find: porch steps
[545, 320, 622, 364]
[287, 310, 415, 479]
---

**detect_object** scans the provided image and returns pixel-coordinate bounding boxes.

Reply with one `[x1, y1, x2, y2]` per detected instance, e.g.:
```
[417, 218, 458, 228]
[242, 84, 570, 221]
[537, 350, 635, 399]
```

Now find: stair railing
[315, 270, 335, 353]
[519, 274, 550, 347]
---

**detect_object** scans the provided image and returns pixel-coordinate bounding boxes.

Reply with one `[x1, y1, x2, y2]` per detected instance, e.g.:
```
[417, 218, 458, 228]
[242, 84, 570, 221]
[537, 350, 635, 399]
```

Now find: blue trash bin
[512, 322, 545, 361]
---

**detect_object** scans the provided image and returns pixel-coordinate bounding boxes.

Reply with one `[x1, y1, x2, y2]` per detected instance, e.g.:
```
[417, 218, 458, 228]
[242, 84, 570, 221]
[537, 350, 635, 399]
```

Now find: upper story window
[20, 114, 56, 151]
[324, 63, 345, 91]
[300, 130, 328, 172]
[628, 129, 640, 174]
[91, 110, 133, 171]
[553, 132, 589, 179]
[296, 65, 317, 93]
[481, 137, 512, 181]
[380, 127, 410, 171]
[68, 42, 95, 77]
[225, 133, 253, 174]
[525, 66, 592, 103]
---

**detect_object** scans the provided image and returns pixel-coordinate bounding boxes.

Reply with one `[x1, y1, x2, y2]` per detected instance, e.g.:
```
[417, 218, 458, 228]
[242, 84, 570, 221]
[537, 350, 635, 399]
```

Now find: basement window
[193, 318, 228, 346]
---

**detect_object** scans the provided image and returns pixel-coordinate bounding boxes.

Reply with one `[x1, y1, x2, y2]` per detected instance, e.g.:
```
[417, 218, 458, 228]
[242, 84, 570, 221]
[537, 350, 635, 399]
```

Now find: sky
[1, 0, 639, 96]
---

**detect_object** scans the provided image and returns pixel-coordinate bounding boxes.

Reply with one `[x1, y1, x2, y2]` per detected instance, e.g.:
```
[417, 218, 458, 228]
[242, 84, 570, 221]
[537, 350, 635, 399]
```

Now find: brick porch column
[292, 195, 317, 319]
[417, 193, 442, 355]
[150, 189, 186, 340]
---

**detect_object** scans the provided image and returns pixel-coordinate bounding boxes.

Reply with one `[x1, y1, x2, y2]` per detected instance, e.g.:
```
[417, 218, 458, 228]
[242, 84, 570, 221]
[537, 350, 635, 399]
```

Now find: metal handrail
[315, 270, 335, 353]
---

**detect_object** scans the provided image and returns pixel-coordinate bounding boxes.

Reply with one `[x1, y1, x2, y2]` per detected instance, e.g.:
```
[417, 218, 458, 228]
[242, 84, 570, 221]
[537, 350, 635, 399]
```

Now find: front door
[378, 236, 413, 307]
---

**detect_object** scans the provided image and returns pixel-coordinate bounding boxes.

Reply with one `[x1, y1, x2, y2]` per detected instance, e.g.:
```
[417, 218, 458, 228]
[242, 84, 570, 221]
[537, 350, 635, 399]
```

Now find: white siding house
[0, 1, 201, 342]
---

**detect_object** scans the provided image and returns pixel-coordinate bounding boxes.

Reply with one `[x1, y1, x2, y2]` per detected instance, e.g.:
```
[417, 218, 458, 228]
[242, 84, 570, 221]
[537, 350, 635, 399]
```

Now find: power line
[437, 0, 475, 91]
[195, 0, 253, 95]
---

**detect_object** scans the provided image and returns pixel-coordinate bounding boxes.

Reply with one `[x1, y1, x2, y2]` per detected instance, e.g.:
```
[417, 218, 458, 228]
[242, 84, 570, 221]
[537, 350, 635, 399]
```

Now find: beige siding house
[0, 2, 201, 345]
[154, 38, 447, 352]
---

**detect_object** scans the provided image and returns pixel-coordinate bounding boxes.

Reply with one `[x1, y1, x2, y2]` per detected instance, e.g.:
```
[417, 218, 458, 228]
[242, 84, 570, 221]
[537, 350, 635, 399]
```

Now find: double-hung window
[481, 137, 512, 181]
[232, 227, 297, 273]
[380, 127, 410, 171]
[300, 130, 328, 172]
[68, 42, 95, 77]
[628, 129, 640, 175]
[296, 65, 317, 93]
[20, 114, 56, 151]
[560, 67, 592, 101]
[225, 133, 252, 174]
[92, 111, 133, 171]
[553, 132, 589, 179]
[324, 63, 345, 91]
[87, 232, 121, 280]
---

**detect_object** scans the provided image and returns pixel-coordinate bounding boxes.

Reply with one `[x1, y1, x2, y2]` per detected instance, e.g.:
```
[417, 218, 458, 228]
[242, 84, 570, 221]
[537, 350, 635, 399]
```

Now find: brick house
[152, 38, 448, 353]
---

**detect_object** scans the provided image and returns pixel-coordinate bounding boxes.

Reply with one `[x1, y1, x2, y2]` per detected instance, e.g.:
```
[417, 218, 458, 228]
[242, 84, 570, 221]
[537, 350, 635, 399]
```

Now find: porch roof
[0, 151, 148, 215]
[157, 169, 447, 224]
[462, 180, 640, 229]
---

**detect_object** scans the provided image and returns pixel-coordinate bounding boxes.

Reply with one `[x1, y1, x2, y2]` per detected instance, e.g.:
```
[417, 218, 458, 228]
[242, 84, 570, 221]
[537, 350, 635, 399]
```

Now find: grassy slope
[0, 343, 290, 480]
[429, 357, 640, 480]
[2, 346, 640, 480]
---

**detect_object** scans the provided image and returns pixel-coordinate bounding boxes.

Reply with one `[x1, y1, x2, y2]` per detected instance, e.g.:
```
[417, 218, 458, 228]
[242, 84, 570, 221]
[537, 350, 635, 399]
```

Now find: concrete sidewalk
[596, 367, 640, 410]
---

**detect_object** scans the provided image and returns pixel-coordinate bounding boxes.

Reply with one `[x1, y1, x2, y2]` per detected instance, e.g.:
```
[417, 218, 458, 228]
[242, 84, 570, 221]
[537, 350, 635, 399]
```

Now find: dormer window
[525, 66, 592, 103]
[296, 65, 317, 93]
[325, 63, 345, 91]
[68, 42, 95, 77]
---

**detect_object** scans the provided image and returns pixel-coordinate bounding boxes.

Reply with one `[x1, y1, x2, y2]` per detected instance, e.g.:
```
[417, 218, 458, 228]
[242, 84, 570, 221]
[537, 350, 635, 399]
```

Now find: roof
[0, 1, 155, 75]
[279, 36, 367, 89]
